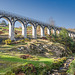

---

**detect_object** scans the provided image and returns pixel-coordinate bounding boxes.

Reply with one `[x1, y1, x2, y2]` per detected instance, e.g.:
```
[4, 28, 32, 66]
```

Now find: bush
[19, 39, 25, 43]
[16, 35, 23, 39]
[46, 35, 53, 41]
[7, 63, 36, 75]
[41, 37, 47, 40]
[67, 60, 75, 75]
[53, 57, 67, 69]
[20, 54, 31, 59]
[25, 38, 30, 41]
[59, 28, 69, 39]
[22, 63, 36, 74]
[2, 40, 5, 44]
[0, 31, 4, 34]
[5, 39, 11, 45]
[11, 65, 23, 74]
[46, 29, 75, 53]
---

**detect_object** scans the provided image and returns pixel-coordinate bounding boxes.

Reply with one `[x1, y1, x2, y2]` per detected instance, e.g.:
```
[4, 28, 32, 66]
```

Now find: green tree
[59, 28, 69, 39]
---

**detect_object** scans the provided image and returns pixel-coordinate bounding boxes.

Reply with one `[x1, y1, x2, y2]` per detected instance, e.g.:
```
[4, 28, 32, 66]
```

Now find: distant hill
[0, 20, 8, 26]
[68, 28, 75, 32]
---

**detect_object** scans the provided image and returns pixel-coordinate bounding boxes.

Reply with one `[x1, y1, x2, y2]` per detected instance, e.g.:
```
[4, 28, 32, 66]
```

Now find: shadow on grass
[0, 56, 53, 67]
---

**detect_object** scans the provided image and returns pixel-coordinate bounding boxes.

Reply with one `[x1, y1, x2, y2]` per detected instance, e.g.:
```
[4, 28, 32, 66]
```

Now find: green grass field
[0, 52, 54, 74]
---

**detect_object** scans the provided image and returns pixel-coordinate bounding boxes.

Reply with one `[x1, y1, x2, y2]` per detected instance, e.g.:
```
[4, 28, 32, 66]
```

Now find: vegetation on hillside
[67, 58, 75, 75]
[46, 28, 75, 53]
[0, 26, 75, 75]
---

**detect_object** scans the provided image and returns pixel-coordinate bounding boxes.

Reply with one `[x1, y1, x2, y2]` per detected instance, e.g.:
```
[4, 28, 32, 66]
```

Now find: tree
[49, 17, 55, 26]
[59, 28, 69, 39]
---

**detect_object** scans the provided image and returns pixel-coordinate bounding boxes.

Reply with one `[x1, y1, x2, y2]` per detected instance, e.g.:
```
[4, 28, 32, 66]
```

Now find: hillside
[68, 28, 75, 32]
[0, 39, 72, 74]
[0, 26, 75, 75]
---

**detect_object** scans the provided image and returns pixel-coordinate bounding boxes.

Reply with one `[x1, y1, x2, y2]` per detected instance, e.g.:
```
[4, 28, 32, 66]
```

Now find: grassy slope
[0, 53, 54, 74]
[0, 26, 75, 74]
[0, 39, 68, 74]
[0, 39, 54, 74]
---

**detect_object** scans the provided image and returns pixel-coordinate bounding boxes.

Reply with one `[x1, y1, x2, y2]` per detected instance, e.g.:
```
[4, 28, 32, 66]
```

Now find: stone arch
[0, 15, 13, 40]
[44, 26, 49, 35]
[26, 22, 35, 38]
[26, 22, 34, 26]
[37, 24, 45, 37]
[36, 24, 42, 38]
[14, 19, 24, 26]
[14, 19, 25, 38]
[36, 24, 43, 29]
[0, 16, 12, 25]
[51, 27, 55, 35]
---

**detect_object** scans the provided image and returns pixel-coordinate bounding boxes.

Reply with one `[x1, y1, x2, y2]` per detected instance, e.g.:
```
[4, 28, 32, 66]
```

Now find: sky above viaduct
[0, 0, 75, 29]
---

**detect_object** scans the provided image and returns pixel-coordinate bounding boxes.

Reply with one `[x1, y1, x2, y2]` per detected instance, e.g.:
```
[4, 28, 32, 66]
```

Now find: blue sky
[0, 0, 75, 28]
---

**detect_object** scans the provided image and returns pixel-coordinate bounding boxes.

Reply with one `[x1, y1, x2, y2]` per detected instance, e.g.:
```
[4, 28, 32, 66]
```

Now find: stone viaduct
[0, 11, 75, 40]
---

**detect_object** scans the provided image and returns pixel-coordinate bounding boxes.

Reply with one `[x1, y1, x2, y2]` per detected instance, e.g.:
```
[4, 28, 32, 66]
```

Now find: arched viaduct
[0, 11, 75, 40]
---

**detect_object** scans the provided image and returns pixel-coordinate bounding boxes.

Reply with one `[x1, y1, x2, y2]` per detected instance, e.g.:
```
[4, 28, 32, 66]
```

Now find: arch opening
[44, 27, 48, 36]
[56, 30, 59, 35]
[51, 28, 55, 35]
[27, 23, 34, 38]
[0, 16, 11, 42]
[36, 25, 42, 38]
[14, 20, 24, 39]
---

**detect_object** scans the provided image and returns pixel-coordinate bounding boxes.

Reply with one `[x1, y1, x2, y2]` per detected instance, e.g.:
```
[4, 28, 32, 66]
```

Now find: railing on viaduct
[0, 10, 75, 40]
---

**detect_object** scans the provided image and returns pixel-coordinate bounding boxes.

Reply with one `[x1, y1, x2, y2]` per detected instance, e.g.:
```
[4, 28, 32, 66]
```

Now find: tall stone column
[69, 33, 71, 37]
[74, 34, 75, 38]
[40, 27, 45, 37]
[9, 21, 15, 40]
[58, 30, 60, 34]
[32, 26, 37, 38]
[47, 28, 51, 35]
[71, 33, 73, 38]
[53, 29, 55, 34]
[72, 34, 74, 38]
[53, 28, 56, 35]
[22, 24, 27, 38]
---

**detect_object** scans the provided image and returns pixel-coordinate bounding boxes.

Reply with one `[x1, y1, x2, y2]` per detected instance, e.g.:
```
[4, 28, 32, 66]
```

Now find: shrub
[5, 39, 11, 45]
[20, 54, 31, 59]
[2, 40, 5, 44]
[41, 37, 47, 40]
[67, 60, 75, 75]
[22, 63, 36, 74]
[0, 31, 4, 34]
[25, 38, 30, 41]
[59, 28, 69, 39]
[19, 39, 25, 43]
[46, 29, 75, 53]
[11, 65, 23, 74]
[53, 57, 67, 69]
[16, 35, 23, 39]
[10, 63, 36, 75]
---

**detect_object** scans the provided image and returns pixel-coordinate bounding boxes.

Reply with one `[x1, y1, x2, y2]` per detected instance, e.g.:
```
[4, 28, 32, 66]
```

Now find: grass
[67, 53, 75, 75]
[67, 59, 75, 75]
[0, 39, 66, 74]
[0, 26, 75, 75]
[0, 53, 54, 74]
